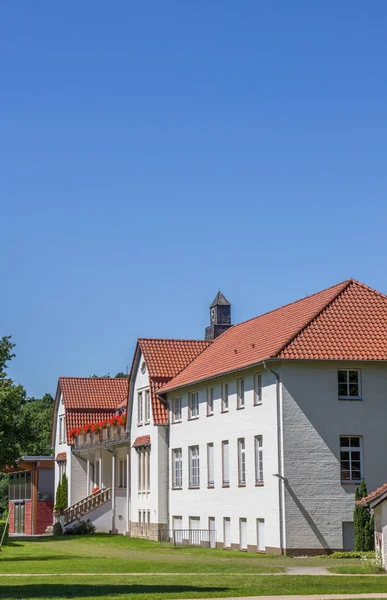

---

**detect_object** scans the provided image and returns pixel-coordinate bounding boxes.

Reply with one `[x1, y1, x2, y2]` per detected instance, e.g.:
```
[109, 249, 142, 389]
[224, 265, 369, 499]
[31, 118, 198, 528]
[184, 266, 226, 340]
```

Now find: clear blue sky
[1, 1, 387, 398]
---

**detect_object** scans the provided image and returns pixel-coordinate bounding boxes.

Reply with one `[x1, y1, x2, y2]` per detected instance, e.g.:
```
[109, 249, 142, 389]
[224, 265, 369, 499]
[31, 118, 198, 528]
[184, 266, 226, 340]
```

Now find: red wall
[8, 500, 53, 535]
[8, 503, 14, 534]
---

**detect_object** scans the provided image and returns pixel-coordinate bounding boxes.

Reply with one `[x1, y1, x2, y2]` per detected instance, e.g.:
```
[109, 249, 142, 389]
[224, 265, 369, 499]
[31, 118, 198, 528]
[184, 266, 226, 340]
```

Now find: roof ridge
[138, 337, 211, 344]
[201, 279, 353, 346]
[350, 279, 387, 302]
[276, 280, 353, 357]
[59, 376, 129, 381]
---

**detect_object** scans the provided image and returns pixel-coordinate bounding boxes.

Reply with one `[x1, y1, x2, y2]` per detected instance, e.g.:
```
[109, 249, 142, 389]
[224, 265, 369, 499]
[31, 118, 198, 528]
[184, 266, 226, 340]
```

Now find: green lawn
[0, 535, 386, 599]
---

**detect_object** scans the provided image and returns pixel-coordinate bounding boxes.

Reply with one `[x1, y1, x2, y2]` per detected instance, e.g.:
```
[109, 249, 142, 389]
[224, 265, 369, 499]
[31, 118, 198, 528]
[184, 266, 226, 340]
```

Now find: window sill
[188, 416, 199, 421]
[341, 481, 360, 486]
[236, 406, 245, 411]
[338, 397, 362, 401]
[207, 413, 214, 417]
[221, 409, 229, 414]
[137, 423, 143, 427]
[255, 482, 264, 487]
[207, 484, 215, 489]
[188, 485, 200, 490]
[171, 420, 182, 425]
[222, 483, 230, 488]
[172, 486, 182, 491]
[238, 483, 246, 488]
[253, 402, 262, 407]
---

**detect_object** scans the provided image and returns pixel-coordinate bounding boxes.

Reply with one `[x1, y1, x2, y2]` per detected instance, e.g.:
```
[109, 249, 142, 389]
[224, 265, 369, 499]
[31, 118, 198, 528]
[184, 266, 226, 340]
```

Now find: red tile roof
[134, 339, 211, 424]
[55, 452, 67, 462]
[160, 280, 387, 393]
[133, 434, 151, 448]
[57, 377, 130, 444]
[356, 483, 387, 507]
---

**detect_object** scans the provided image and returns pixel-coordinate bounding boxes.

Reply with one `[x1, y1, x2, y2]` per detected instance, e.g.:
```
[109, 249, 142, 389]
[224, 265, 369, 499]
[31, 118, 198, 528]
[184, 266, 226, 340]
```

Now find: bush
[0, 520, 9, 545]
[317, 550, 376, 559]
[64, 519, 96, 536]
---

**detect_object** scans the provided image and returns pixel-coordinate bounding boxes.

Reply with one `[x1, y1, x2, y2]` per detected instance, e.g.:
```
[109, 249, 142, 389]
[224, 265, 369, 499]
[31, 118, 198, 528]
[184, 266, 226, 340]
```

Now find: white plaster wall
[64, 499, 113, 533]
[167, 368, 280, 551]
[130, 352, 162, 526]
[281, 360, 387, 552]
[53, 391, 72, 504]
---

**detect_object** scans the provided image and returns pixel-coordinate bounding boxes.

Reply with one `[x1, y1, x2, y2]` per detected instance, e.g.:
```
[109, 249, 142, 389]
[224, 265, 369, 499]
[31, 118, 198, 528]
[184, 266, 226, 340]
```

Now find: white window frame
[137, 391, 143, 426]
[222, 440, 229, 487]
[207, 387, 214, 416]
[221, 382, 229, 413]
[144, 389, 151, 424]
[188, 445, 200, 488]
[172, 396, 182, 424]
[172, 448, 182, 489]
[59, 416, 65, 444]
[189, 391, 199, 420]
[254, 373, 262, 405]
[146, 448, 150, 492]
[255, 435, 264, 485]
[207, 442, 214, 488]
[340, 436, 363, 483]
[238, 438, 246, 486]
[237, 378, 245, 409]
[338, 370, 361, 400]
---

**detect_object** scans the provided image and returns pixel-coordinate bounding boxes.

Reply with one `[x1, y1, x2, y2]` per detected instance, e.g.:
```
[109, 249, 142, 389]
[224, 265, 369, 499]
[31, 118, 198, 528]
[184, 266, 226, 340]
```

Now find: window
[255, 436, 264, 484]
[237, 378, 245, 409]
[340, 436, 363, 483]
[222, 440, 230, 487]
[189, 445, 200, 488]
[240, 518, 247, 550]
[189, 392, 199, 419]
[223, 517, 231, 548]
[119, 459, 127, 488]
[138, 392, 143, 425]
[221, 383, 229, 412]
[338, 370, 361, 399]
[207, 387, 214, 416]
[207, 443, 214, 488]
[9, 472, 31, 501]
[137, 447, 151, 492]
[172, 397, 182, 423]
[144, 389, 151, 424]
[59, 416, 65, 444]
[238, 438, 246, 485]
[254, 373, 262, 405]
[138, 510, 142, 526]
[172, 448, 182, 489]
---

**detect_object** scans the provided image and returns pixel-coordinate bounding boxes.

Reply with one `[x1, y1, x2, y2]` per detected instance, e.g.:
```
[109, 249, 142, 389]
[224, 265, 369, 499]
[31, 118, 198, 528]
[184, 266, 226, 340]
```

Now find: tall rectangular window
[172, 397, 182, 423]
[146, 448, 151, 491]
[237, 378, 245, 409]
[255, 436, 264, 484]
[138, 392, 143, 425]
[119, 459, 127, 488]
[221, 383, 229, 412]
[189, 445, 200, 488]
[238, 438, 246, 485]
[340, 436, 363, 483]
[59, 416, 65, 444]
[338, 370, 361, 400]
[144, 389, 151, 424]
[137, 451, 142, 491]
[207, 387, 214, 416]
[172, 448, 182, 489]
[222, 440, 229, 487]
[254, 374, 262, 405]
[207, 443, 214, 488]
[189, 392, 199, 419]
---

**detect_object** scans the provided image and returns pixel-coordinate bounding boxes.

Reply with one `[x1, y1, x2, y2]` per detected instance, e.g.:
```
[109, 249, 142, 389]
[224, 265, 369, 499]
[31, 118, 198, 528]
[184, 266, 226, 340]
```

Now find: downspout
[263, 361, 286, 555]
[111, 448, 117, 533]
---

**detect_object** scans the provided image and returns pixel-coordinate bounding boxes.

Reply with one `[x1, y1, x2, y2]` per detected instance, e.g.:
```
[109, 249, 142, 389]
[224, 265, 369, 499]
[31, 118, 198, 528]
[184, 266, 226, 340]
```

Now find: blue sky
[1, 1, 387, 397]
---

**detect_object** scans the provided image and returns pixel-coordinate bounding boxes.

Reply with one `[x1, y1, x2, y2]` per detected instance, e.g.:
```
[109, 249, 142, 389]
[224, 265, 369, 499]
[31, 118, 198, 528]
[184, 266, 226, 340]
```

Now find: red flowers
[68, 412, 127, 441]
[92, 486, 99, 494]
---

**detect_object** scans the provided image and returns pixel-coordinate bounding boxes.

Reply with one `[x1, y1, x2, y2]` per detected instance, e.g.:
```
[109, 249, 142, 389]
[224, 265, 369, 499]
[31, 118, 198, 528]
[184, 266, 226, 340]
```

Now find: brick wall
[37, 501, 54, 534]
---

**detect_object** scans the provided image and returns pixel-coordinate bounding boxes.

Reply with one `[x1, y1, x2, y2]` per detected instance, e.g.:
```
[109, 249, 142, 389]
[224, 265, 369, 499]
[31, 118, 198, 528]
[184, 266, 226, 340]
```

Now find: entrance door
[14, 503, 25, 534]
[240, 518, 247, 550]
[223, 517, 231, 548]
[343, 522, 355, 551]
[257, 518, 265, 552]
[209, 517, 216, 548]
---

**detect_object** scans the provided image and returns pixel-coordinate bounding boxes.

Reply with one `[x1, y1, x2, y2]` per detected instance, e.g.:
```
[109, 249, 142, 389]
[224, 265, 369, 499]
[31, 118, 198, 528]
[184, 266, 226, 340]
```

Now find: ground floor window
[257, 518, 265, 552]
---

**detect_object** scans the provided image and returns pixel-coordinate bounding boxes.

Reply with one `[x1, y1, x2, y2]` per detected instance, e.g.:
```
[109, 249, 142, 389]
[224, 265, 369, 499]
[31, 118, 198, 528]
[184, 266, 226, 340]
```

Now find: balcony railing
[72, 426, 129, 449]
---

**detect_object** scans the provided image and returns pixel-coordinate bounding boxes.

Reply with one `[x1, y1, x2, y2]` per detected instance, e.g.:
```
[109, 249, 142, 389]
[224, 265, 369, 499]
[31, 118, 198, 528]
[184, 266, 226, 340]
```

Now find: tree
[0, 336, 30, 469]
[354, 479, 374, 551]
[21, 393, 54, 456]
[54, 473, 68, 512]
[115, 372, 129, 378]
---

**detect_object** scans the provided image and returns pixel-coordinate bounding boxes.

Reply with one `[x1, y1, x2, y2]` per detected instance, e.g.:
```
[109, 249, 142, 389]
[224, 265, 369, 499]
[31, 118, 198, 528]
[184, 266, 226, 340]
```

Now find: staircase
[63, 488, 111, 526]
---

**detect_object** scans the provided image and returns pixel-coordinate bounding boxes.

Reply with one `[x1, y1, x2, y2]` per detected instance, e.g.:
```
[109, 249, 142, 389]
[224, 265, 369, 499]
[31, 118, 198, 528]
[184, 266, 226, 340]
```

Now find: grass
[0, 574, 387, 599]
[0, 535, 386, 599]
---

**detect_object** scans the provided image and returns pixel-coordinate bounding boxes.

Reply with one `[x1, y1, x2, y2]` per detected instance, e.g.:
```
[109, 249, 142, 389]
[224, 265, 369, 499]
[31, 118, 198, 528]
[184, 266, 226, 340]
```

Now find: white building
[57, 279, 387, 555]
[357, 483, 387, 567]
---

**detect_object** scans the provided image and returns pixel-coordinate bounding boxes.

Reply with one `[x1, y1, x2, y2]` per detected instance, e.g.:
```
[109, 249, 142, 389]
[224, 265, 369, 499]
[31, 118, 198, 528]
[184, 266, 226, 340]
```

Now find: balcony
[72, 426, 129, 450]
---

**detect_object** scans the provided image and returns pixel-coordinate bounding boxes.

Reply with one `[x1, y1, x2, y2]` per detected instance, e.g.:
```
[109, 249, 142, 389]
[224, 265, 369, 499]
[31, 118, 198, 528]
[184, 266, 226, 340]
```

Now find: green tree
[0, 336, 30, 469]
[115, 372, 129, 378]
[54, 473, 68, 512]
[21, 393, 54, 456]
[354, 479, 374, 551]
[54, 479, 62, 512]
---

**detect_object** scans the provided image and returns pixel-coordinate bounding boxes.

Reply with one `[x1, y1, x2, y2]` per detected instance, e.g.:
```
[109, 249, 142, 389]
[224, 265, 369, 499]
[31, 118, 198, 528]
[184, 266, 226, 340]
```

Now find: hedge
[0, 520, 9, 545]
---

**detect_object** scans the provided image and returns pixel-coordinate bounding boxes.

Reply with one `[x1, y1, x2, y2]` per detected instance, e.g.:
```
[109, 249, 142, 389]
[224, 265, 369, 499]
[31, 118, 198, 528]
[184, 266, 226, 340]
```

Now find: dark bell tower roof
[210, 291, 231, 308]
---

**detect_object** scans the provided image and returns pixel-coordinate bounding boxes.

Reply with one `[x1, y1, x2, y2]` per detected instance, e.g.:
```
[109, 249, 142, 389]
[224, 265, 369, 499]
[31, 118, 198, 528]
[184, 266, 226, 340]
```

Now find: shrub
[318, 550, 376, 559]
[0, 520, 9, 545]
[64, 519, 96, 535]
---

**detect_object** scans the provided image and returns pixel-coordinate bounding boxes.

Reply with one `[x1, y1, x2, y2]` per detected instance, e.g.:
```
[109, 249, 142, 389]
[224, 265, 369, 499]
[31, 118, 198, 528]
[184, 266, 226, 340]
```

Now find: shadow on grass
[8, 535, 112, 544]
[0, 556, 65, 563]
[0, 584, 227, 599]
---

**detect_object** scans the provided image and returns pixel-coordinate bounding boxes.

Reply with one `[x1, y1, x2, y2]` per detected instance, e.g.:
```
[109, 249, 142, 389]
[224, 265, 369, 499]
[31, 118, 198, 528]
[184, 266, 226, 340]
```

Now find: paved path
[183, 596, 387, 600]
[0, 570, 385, 577]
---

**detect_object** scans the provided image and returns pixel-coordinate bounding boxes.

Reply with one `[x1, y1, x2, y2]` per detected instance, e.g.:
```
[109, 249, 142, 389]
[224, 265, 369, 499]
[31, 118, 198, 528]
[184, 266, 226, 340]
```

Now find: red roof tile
[356, 483, 387, 507]
[55, 452, 67, 462]
[59, 377, 129, 410]
[159, 280, 351, 392]
[135, 339, 211, 424]
[133, 434, 151, 448]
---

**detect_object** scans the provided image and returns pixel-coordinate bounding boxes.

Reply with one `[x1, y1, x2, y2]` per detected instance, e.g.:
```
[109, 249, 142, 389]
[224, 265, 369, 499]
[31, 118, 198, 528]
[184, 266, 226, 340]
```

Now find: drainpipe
[126, 444, 131, 534]
[111, 448, 117, 533]
[263, 361, 286, 555]
[165, 423, 170, 533]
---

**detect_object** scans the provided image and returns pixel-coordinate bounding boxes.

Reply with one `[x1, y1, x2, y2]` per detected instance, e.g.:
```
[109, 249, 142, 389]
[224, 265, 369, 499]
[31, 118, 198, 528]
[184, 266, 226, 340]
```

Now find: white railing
[73, 427, 128, 449]
[62, 488, 111, 525]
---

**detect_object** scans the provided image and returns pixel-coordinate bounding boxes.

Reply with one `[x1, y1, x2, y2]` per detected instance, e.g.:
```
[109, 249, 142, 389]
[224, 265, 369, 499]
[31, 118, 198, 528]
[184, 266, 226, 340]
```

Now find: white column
[111, 450, 116, 533]
[126, 445, 130, 533]
[86, 459, 90, 496]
